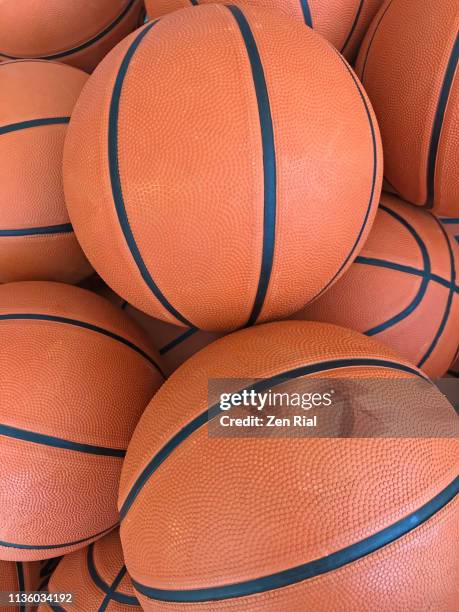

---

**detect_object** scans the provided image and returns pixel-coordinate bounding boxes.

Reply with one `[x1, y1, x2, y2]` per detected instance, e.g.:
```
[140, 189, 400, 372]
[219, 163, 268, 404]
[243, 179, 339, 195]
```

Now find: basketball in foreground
[119, 321, 459, 610]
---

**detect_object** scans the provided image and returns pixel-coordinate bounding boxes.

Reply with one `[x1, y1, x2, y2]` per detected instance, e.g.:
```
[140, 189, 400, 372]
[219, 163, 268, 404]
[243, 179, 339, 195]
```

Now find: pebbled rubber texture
[0, 282, 163, 561]
[355, 0, 459, 216]
[118, 320, 459, 610]
[0, 60, 93, 283]
[64, 4, 382, 331]
[296, 192, 459, 379]
[0, 0, 146, 73]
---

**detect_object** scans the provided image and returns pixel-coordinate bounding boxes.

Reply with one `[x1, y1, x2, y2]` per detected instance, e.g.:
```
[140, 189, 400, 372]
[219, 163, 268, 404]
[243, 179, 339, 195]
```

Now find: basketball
[355, 0, 459, 216]
[0, 560, 41, 610]
[0, 1, 146, 73]
[124, 305, 224, 376]
[64, 5, 382, 332]
[144, 0, 384, 61]
[294, 193, 459, 379]
[0, 60, 92, 284]
[0, 281, 163, 561]
[39, 530, 140, 611]
[119, 320, 459, 609]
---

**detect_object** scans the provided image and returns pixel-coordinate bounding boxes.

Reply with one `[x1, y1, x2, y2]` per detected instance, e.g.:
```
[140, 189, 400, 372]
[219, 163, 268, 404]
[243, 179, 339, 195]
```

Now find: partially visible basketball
[124, 305, 224, 376]
[0, 1, 145, 73]
[356, 0, 459, 216]
[64, 4, 382, 332]
[39, 530, 141, 611]
[441, 216, 459, 249]
[119, 320, 459, 610]
[0, 281, 164, 561]
[144, 0, 384, 61]
[0, 60, 92, 284]
[294, 193, 459, 379]
[0, 560, 41, 611]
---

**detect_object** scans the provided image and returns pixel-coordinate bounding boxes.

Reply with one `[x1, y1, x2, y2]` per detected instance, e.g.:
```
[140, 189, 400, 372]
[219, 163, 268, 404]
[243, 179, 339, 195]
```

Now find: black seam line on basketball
[299, 0, 313, 27]
[119, 357, 428, 520]
[0, 523, 117, 551]
[49, 606, 65, 612]
[308, 49, 378, 305]
[87, 544, 139, 606]
[418, 214, 457, 367]
[159, 327, 198, 355]
[226, 6, 277, 327]
[37, 576, 50, 592]
[16, 562, 26, 612]
[132, 475, 459, 603]
[40, 557, 61, 578]
[441, 217, 459, 224]
[340, 0, 364, 54]
[189, 0, 199, 5]
[108, 21, 193, 328]
[99, 567, 134, 612]
[0, 424, 126, 457]
[0, 223, 73, 237]
[425, 33, 459, 209]
[0, 117, 70, 136]
[359, 0, 395, 84]
[0, 0, 137, 61]
[0, 313, 164, 376]
[355, 257, 459, 293]
[358, 204, 432, 337]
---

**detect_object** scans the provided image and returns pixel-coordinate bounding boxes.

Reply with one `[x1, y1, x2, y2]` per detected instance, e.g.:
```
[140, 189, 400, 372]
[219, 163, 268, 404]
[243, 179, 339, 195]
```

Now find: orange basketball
[294, 193, 459, 379]
[0, 60, 92, 284]
[64, 5, 382, 332]
[39, 530, 141, 611]
[118, 320, 459, 610]
[442, 216, 459, 250]
[355, 0, 459, 216]
[0, 1, 145, 73]
[0, 560, 41, 611]
[124, 305, 224, 376]
[0, 281, 164, 561]
[144, 0, 384, 61]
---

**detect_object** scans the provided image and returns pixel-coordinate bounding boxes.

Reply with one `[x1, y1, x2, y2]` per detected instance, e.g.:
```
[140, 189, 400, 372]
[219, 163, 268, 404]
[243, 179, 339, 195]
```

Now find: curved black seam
[299, 0, 313, 27]
[226, 6, 277, 327]
[309, 49, 378, 303]
[0, 313, 164, 376]
[425, 33, 459, 208]
[361, 204, 431, 336]
[189, 0, 199, 5]
[131, 476, 459, 603]
[359, 0, 395, 84]
[40, 557, 61, 578]
[119, 358, 427, 520]
[0, 524, 117, 551]
[49, 606, 66, 612]
[159, 327, 198, 355]
[0, 117, 70, 136]
[0, 424, 126, 457]
[108, 21, 193, 327]
[16, 562, 26, 612]
[418, 214, 456, 366]
[340, 0, 364, 54]
[441, 218, 459, 224]
[0, 223, 73, 237]
[99, 567, 131, 611]
[355, 257, 459, 293]
[87, 544, 139, 606]
[0, 0, 138, 61]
